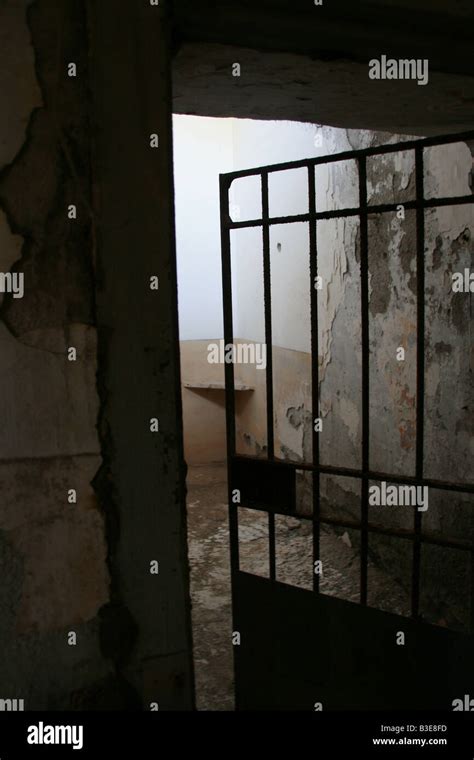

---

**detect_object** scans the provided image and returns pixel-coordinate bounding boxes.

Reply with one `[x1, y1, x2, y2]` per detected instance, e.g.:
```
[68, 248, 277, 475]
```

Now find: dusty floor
[186, 464, 234, 711]
[186, 462, 412, 711]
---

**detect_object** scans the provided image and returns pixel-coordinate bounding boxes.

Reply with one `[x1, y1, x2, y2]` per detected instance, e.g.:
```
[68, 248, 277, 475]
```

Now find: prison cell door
[219, 131, 474, 710]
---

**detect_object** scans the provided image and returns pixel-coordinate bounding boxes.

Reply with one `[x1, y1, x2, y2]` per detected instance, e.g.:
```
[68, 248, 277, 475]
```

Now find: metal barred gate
[219, 131, 474, 710]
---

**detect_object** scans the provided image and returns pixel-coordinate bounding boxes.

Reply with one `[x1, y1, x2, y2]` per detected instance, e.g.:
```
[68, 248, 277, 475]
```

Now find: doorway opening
[173, 115, 474, 710]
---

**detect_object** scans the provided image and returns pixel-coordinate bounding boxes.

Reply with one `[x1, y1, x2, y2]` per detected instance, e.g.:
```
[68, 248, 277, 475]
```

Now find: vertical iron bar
[470, 551, 474, 635]
[359, 156, 370, 606]
[269, 512, 276, 581]
[309, 165, 321, 592]
[261, 171, 275, 460]
[220, 174, 239, 584]
[412, 146, 425, 619]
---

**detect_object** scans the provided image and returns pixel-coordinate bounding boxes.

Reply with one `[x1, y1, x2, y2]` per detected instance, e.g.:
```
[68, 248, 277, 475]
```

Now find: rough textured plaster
[0, 0, 110, 706]
[0, 1, 42, 164]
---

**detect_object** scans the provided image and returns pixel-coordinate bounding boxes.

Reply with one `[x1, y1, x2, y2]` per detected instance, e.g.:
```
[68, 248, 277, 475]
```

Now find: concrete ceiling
[172, 1, 474, 135]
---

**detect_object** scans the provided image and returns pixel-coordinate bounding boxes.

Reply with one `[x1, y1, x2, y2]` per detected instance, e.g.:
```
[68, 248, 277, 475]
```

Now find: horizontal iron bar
[233, 504, 474, 552]
[233, 504, 473, 553]
[319, 516, 473, 553]
[231, 454, 474, 494]
[221, 130, 474, 182]
[226, 194, 474, 230]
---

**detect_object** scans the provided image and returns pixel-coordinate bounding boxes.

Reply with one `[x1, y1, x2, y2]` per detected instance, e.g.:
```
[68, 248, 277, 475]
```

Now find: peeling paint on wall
[0, 0, 110, 708]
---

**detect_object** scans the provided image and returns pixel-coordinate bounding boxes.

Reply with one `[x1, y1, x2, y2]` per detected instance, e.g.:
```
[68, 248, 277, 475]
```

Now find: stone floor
[186, 462, 416, 710]
[186, 464, 234, 710]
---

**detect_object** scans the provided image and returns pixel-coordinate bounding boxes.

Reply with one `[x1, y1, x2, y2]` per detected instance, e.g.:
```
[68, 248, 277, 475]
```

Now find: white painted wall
[172, 115, 233, 340]
[174, 114, 355, 349]
[229, 120, 314, 351]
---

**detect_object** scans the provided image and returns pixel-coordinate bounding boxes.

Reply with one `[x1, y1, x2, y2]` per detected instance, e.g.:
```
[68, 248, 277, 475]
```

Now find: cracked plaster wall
[0, 0, 111, 707]
[0, 0, 196, 710]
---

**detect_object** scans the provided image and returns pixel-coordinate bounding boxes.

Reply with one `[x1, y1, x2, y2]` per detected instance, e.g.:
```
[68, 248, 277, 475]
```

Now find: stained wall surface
[0, 0, 194, 709]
